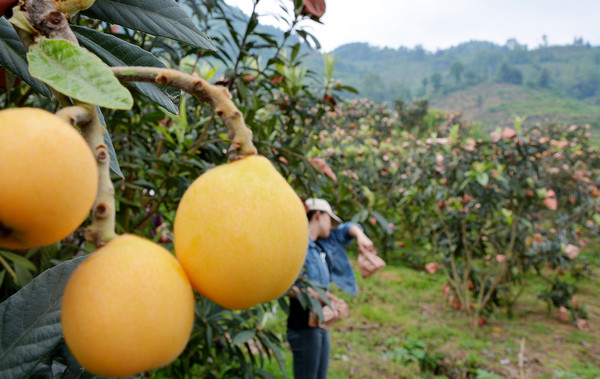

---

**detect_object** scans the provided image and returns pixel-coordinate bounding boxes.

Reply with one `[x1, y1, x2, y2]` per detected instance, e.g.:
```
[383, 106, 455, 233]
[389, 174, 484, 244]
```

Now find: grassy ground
[263, 259, 600, 378]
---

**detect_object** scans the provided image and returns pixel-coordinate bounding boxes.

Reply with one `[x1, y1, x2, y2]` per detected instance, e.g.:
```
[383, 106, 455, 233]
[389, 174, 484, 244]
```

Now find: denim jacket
[304, 239, 332, 292]
[304, 222, 361, 296]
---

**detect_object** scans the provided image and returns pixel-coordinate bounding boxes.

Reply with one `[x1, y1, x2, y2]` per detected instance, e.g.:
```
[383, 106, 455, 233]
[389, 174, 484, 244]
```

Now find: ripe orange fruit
[61, 234, 195, 377]
[0, 108, 98, 250]
[174, 155, 308, 309]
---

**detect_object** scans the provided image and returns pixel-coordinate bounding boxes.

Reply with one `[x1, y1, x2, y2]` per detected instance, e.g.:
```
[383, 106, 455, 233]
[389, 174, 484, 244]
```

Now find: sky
[224, 0, 600, 53]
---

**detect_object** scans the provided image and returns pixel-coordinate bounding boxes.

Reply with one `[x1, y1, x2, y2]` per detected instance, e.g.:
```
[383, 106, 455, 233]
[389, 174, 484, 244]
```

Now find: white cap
[305, 198, 342, 224]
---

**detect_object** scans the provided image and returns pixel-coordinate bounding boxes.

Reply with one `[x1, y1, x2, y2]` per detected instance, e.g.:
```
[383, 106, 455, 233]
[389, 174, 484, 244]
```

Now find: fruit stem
[110, 66, 257, 161]
[56, 105, 118, 246]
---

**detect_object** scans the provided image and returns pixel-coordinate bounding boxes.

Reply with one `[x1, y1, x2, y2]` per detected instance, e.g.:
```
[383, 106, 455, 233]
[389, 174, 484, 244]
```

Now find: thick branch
[57, 105, 118, 246]
[110, 66, 257, 161]
[55, 105, 92, 126]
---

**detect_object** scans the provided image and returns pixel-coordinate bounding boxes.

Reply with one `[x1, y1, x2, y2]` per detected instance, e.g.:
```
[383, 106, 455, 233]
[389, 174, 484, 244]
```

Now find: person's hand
[349, 225, 377, 255]
[356, 232, 377, 256]
[156, 223, 173, 243]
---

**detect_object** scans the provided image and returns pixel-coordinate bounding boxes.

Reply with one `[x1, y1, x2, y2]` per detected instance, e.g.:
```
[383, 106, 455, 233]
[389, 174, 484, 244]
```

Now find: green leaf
[475, 172, 489, 186]
[83, 0, 216, 50]
[352, 208, 369, 223]
[257, 332, 287, 379]
[30, 340, 87, 378]
[98, 107, 125, 179]
[371, 210, 393, 235]
[338, 85, 359, 94]
[27, 39, 133, 109]
[14, 264, 33, 287]
[0, 256, 87, 379]
[0, 250, 36, 272]
[232, 330, 256, 345]
[0, 18, 51, 97]
[71, 25, 178, 114]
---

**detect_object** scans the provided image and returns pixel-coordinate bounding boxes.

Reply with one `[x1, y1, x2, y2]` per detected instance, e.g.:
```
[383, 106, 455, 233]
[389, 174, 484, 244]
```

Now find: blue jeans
[287, 327, 330, 379]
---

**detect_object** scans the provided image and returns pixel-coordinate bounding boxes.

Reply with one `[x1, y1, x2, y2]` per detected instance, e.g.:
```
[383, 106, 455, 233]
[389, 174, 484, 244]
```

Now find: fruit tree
[0, 0, 347, 376]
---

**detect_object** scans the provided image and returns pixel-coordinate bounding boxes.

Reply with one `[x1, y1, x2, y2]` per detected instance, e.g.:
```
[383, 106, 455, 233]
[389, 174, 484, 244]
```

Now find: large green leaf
[232, 330, 255, 345]
[83, 0, 216, 51]
[0, 256, 87, 379]
[0, 18, 51, 97]
[72, 25, 178, 114]
[27, 38, 133, 109]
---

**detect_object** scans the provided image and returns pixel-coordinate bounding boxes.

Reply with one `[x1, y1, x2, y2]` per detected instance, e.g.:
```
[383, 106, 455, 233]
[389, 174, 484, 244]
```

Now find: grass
[262, 258, 600, 378]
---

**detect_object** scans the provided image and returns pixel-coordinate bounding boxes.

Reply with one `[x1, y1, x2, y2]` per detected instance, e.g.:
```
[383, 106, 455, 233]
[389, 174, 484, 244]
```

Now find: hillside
[429, 82, 600, 130]
[305, 40, 600, 131]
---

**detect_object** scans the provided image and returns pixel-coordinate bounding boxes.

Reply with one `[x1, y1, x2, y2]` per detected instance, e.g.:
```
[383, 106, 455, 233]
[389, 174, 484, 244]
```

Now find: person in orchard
[287, 198, 378, 379]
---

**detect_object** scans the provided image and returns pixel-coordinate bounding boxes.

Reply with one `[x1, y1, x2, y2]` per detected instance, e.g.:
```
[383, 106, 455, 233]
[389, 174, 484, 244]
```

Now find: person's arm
[349, 225, 377, 255]
[287, 285, 328, 304]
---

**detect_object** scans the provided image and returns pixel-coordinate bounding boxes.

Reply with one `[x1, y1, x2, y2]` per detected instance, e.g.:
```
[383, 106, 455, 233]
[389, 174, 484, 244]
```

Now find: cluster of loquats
[63, 155, 308, 377]
[1, 107, 308, 377]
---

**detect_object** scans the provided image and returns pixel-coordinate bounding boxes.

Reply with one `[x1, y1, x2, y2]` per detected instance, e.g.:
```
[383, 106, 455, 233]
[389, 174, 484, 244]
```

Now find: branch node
[94, 202, 110, 219]
[220, 87, 231, 98]
[45, 10, 63, 27]
[55, 105, 93, 126]
[156, 73, 171, 86]
[192, 80, 204, 91]
[96, 145, 109, 163]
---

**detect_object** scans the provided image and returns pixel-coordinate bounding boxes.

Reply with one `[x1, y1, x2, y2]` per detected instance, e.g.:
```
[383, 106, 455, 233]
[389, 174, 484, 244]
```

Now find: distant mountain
[312, 40, 600, 130]
[216, 5, 600, 131]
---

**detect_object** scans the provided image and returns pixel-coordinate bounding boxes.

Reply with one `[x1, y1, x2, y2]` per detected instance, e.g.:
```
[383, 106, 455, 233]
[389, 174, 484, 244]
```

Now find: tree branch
[110, 66, 257, 161]
[56, 105, 118, 246]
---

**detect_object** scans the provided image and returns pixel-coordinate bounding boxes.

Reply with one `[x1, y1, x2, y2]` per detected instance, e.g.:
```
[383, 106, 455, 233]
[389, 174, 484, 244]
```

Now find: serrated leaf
[72, 25, 177, 114]
[232, 330, 255, 345]
[0, 256, 87, 379]
[83, 0, 216, 50]
[27, 38, 133, 109]
[0, 18, 51, 97]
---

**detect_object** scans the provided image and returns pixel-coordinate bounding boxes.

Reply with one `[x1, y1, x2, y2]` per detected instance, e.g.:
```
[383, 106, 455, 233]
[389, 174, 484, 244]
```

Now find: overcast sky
[224, 0, 600, 52]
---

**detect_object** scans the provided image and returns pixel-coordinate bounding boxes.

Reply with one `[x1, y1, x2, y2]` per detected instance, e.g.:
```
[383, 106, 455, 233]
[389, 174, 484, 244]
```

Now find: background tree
[497, 63, 523, 85]
[538, 68, 551, 88]
[449, 61, 464, 85]
[430, 71, 442, 92]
